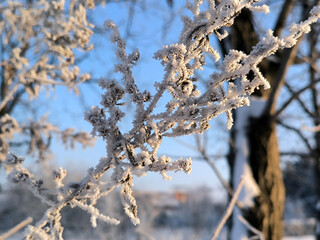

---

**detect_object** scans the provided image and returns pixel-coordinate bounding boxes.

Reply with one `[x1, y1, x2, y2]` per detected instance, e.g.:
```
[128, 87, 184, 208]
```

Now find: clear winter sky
[14, 0, 290, 198]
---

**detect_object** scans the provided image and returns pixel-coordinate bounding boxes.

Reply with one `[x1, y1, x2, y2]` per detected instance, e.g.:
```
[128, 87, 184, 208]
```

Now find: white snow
[231, 99, 266, 240]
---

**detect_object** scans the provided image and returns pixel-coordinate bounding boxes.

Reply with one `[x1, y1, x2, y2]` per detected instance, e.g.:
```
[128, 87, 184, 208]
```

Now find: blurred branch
[238, 215, 264, 240]
[196, 136, 232, 195]
[158, 153, 225, 161]
[283, 82, 314, 117]
[0, 83, 20, 113]
[195, 135, 244, 209]
[274, 78, 320, 120]
[264, 37, 302, 116]
[277, 120, 313, 152]
[211, 177, 245, 240]
[125, 0, 137, 39]
[273, 0, 296, 37]
[281, 151, 311, 158]
[0, 217, 33, 240]
[136, 228, 156, 240]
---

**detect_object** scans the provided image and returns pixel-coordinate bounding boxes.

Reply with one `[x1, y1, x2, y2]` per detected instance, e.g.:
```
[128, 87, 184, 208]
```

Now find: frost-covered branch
[3, 0, 320, 239]
[0, 0, 99, 163]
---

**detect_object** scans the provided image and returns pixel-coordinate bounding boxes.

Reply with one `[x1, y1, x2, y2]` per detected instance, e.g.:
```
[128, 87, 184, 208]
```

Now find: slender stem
[273, 78, 320, 120]
[238, 215, 264, 240]
[195, 135, 244, 209]
[0, 217, 33, 240]
[0, 83, 20, 112]
[211, 177, 245, 240]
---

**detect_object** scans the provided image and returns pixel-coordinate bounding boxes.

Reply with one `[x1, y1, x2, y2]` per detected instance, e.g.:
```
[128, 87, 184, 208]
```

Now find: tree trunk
[245, 114, 285, 240]
[315, 141, 320, 240]
[225, 7, 286, 239]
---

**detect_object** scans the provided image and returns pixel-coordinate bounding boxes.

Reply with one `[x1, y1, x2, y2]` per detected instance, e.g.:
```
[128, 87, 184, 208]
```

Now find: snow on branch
[3, 0, 320, 239]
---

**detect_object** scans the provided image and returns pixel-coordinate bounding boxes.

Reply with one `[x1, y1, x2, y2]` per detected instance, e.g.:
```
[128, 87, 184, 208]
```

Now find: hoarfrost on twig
[2, 1, 320, 239]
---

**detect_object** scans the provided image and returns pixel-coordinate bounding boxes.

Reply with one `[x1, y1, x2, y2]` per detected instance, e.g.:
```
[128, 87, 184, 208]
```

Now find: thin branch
[159, 153, 225, 161]
[274, 78, 320, 120]
[204, 155, 233, 195]
[195, 135, 244, 209]
[264, 36, 302, 116]
[283, 82, 314, 118]
[0, 217, 33, 240]
[301, 56, 320, 74]
[280, 151, 311, 158]
[238, 215, 264, 240]
[277, 119, 313, 152]
[273, 0, 296, 37]
[5, 88, 26, 115]
[125, 0, 137, 39]
[136, 228, 156, 240]
[173, 138, 199, 152]
[308, 22, 320, 126]
[195, 136, 230, 190]
[28, 77, 77, 86]
[0, 83, 20, 112]
[211, 177, 245, 240]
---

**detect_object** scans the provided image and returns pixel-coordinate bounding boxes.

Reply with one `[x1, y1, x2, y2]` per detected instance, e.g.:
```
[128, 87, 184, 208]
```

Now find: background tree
[216, 0, 320, 239]
[0, 0, 97, 165]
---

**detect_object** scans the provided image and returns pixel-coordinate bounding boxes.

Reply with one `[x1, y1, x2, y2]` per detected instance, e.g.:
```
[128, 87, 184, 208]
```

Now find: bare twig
[158, 153, 225, 161]
[277, 120, 313, 152]
[125, 0, 137, 39]
[238, 215, 264, 240]
[274, 78, 320, 120]
[211, 177, 245, 240]
[136, 228, 156, 240]
[0, 83, 20, 112]
[0, 217, 33, 240]
[273, 0, 296, 37]
[283, 82, 314, 118]
[195, 135, 244, 209]
[264, 37, 302, 116]
[280, 151, 311, 158]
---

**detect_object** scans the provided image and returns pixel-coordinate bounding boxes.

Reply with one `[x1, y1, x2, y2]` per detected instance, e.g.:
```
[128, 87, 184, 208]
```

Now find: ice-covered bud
[100, 89, 124, 108]
[110, 107, 125, 122]
[176, 157, 192, 174]
[84, 106, 109, 137]
[104, 19, 116, 29]
[98, 79, 125, 108]
[133, 90, 151, 103]
[53, 168, 67, 181]
[135, 151, 152, 167]
[224, 50, 246, 72]
[180, 80, 193, 96]
[128, 49, 140, 65]
[85, 106, 105, 126]
[9, 171, 30, 183]
[5, 153, 24, 165]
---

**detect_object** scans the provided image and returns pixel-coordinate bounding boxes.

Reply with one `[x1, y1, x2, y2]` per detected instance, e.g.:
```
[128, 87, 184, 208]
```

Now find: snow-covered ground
[283, 236, 314, 240]
[1, 229, 315, 240]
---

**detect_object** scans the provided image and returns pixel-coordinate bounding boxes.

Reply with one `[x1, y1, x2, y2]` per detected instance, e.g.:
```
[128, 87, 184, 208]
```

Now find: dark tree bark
[225, 1, 298, 238]
[225, 0, 320, 238]
[308, 21, 320, 240]
[246, 115, 285, 240]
